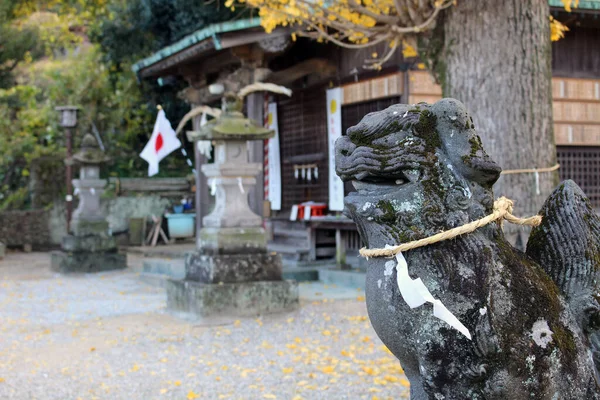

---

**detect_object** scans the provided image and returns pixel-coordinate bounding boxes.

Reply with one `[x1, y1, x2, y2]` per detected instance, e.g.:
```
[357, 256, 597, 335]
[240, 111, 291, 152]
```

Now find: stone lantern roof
[186, 94, 274, 142]
[68, 134, 111, 165]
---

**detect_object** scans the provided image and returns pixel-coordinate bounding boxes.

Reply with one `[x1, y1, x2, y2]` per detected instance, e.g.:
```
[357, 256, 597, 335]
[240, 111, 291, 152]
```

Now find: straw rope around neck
[359, 197, 542, 258]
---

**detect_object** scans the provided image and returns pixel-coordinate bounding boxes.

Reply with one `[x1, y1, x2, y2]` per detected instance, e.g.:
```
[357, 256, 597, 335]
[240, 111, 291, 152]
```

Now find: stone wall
[0, 210, 51, 248]
[46, 196, 172, 245]
[0, 195, 172, 248]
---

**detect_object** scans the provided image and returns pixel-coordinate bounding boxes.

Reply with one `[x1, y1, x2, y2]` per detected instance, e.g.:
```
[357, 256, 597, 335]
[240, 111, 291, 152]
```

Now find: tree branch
[346, 0, 399, 24]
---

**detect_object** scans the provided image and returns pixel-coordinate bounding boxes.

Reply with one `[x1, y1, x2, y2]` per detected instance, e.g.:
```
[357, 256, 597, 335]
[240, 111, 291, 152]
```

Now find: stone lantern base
[51, 220, 126, 273]
[166, 278, 299, 318]
[166, 249, 299, 318]
[51, 250, 126, 274]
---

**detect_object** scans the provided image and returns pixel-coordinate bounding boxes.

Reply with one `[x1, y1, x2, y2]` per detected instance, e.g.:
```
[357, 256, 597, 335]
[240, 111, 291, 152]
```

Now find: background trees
[0, 0, 234, 210]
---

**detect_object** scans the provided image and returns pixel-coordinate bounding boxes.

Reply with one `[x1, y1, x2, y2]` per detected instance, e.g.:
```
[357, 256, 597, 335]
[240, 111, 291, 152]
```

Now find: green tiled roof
[132, 18, 262, 74]
[549, 0, 600, 9]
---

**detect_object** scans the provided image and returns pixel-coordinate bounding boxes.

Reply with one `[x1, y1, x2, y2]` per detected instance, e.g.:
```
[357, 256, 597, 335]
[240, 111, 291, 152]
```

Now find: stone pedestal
[166, 279, 298, 318]
[51, 135, 126, 273]
[167, 106, 299, 318]
[51, 221, 126, 273]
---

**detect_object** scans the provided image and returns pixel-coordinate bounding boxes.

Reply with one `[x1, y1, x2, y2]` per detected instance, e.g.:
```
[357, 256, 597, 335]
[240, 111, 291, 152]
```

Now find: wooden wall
[552, 26, 600, 80]
[401, 71, 600, 147]
[552, 77, 600, 145]
[343, 73, 404, 105]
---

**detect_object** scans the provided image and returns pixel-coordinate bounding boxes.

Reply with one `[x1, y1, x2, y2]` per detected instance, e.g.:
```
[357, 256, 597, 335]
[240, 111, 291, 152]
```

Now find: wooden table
[305, 216, 357, 269]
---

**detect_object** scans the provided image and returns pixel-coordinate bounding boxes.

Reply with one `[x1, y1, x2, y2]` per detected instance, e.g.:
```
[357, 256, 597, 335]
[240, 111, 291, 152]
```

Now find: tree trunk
[442, 0, 558, 247]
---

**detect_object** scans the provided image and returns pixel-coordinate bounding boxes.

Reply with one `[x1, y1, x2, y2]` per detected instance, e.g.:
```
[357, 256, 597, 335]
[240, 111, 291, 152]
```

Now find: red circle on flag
[155, 133, 164, 153]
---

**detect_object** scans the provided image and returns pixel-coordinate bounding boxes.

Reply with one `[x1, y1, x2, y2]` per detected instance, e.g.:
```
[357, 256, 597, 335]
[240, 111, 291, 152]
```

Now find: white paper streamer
[237, 177, 245, 194]
[289, 205, 299, 221]
[307, 168, 312, 181]
[314, 166, 319, 180]
[209, 178, 217, 196]
[301, 167, 306, 180]
[196, 141, 212, 159]
[73, 188, 79, 195]
[534, 171, 540, 196]
[303, 206, 312, 221]
[393, 250, 472, 340]
[294, 168, 299, 179]
[90, 188, 96, 195]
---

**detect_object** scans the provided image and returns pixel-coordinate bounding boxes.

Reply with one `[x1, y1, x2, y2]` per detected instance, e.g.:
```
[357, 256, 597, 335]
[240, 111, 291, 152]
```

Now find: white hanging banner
[266, 102, 282, 210]
[327, 87, 345, 212]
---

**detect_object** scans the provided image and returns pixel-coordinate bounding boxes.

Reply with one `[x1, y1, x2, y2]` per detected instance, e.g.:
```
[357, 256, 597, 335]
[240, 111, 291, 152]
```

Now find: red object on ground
[296, 203, 327, 220]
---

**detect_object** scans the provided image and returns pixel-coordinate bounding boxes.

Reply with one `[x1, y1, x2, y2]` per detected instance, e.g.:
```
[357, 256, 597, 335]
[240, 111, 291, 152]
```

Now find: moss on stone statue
[376, 200, 397, 225]
[461, 136, 485, 167]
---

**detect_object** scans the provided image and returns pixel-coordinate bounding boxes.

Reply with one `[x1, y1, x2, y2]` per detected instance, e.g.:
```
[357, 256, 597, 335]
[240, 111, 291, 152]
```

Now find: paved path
[0, 252, 409, 400]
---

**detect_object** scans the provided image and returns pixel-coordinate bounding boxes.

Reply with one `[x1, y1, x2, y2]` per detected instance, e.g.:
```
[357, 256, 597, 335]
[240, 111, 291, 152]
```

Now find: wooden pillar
[246, 93, 264, 217]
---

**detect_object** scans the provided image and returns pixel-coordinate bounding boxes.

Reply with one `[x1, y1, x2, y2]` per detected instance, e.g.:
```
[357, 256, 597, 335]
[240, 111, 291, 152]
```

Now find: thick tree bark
[442, 0, 558, 246]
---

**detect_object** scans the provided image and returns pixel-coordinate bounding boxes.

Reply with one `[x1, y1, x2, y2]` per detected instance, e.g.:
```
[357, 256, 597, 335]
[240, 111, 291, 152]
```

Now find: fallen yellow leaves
[187, 391, 200, 399]
[282, 367, 293, 374]
[319, 365, 335, 374]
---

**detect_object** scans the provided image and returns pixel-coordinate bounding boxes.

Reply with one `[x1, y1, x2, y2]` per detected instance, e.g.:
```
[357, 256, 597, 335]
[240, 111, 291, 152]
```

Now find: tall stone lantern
[51, 134, 126, 273]
[166, 93, 298, 317]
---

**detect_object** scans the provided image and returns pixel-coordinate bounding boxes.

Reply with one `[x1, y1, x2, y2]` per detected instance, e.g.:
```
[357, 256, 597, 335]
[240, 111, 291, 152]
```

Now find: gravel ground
[0, 252, 410, 400]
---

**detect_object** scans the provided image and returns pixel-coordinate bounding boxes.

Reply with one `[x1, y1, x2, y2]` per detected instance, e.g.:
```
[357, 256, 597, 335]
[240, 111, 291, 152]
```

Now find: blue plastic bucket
[165, 213, 196, 238]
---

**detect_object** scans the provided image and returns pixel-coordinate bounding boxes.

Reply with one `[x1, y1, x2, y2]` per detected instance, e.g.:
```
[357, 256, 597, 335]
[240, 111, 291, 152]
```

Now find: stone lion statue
[335, 98, 600, 399]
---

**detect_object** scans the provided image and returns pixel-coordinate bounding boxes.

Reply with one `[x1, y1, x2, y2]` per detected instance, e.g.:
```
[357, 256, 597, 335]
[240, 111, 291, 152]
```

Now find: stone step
[142, 258, 186, 279]
[267, 243, 309, 256]
[318, 268, 366, 290]
[268, 236, 308, 247]
[272, 227, 308, 239]
[316, 247, 336, 258]
[282, 266, 319, 282]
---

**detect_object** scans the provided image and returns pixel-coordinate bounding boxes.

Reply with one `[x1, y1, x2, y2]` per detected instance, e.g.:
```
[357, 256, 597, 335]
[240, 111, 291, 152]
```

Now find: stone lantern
[51, 134, 126, 273]
[166, 94, 298, 317]
[55, 106, 79, 128]
[55, 106, 80, 231]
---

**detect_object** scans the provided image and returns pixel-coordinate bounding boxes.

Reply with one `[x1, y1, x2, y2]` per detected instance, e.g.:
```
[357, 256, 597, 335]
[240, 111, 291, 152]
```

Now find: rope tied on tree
[359, 197, 542, 258]
[500, 163, 560, 175]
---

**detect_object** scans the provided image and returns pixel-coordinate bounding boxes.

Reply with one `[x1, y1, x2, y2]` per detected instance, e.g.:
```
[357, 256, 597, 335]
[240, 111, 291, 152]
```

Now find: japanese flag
[140, 109, 181, 176]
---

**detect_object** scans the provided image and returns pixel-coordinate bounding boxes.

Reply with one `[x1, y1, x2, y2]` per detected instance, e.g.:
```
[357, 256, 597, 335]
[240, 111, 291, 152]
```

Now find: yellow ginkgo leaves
[550, 16, 569, 42]
[561, 0, 580, 12]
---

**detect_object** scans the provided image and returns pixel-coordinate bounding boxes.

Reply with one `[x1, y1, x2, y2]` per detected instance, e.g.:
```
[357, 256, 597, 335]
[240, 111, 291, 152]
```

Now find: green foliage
[0, 0, 238, 210]
[0, 1, 42, 88]
[92, 0, 238, 65]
